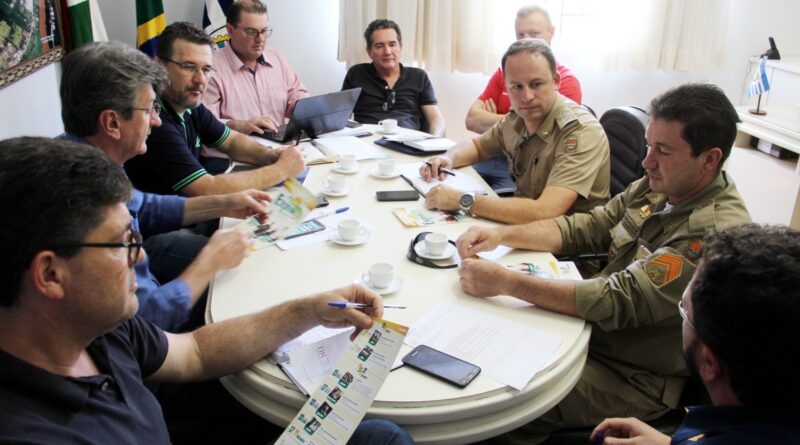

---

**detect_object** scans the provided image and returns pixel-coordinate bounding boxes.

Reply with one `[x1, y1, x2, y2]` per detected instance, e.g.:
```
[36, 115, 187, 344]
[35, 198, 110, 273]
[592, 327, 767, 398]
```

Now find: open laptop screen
[267, 87, 362, 142]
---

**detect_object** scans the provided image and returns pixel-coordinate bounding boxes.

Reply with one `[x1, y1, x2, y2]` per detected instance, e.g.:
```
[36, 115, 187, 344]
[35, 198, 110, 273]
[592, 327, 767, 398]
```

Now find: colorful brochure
[235, 177, 318, 250]
[277, 319, 408, 445]
[392, 207, 473, 227]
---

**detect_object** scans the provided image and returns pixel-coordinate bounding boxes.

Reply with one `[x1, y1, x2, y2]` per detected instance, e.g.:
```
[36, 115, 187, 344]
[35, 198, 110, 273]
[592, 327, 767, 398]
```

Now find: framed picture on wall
[0, 0, 63, 89]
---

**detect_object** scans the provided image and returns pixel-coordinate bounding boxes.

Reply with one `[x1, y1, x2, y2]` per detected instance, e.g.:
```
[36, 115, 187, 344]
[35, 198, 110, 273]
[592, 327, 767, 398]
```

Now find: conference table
[207, 126, 591, 444]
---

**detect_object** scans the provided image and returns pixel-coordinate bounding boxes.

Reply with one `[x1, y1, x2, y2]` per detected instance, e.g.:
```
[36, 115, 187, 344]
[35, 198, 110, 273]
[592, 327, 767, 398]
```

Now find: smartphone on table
[376, 190, 420, 202]
[284, 219, 326, 240]
[402, 345, 481, 388]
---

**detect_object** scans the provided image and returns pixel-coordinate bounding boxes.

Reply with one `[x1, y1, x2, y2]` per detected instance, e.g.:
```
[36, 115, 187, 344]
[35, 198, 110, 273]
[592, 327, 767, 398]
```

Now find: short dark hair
[0, 137, 132, 308]
[156, 21, 214, 61]
[364, 19, 402, 49]
[60, 41, 167, 137]
[226, 0, 268, 26]
[649, 83, 740, 168]
[501, 38, 556, 76]
[690, 224, 800, 412]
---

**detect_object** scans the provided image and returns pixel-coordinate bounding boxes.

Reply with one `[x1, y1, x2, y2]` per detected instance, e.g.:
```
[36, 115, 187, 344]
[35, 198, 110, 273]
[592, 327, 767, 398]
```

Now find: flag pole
[749, 93, 767, 116]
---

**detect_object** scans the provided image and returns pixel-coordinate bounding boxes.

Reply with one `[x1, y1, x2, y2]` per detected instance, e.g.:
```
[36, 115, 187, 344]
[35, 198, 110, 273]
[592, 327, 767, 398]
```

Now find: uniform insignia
[639, 204, 652, 218]
[644, 253, 684, 287]
[564, 136, 578, 152]
[683, 239, 703, 262]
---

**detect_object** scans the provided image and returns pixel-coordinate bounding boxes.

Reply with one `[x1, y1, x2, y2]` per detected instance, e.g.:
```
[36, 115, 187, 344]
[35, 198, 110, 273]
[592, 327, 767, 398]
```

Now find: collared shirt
[342, 63, 438, 131]
[556, 172, 751, 406]
[58, 133, 192, 331]
[478, 63, 583, 111]
[477, 94, 610, 214]
[125, 98, 231, 195]
[203, 45, 309, 159]
[0, 316, 170, 444]
[671, 405, 800, 444]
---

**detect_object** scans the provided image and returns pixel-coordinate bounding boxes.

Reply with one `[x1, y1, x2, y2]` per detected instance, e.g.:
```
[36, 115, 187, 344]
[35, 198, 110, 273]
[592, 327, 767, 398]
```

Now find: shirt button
[101, 382, 110, 391]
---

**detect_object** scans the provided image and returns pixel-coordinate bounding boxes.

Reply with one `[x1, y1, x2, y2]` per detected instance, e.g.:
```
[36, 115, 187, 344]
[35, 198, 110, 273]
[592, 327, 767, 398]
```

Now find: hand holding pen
[420, 157, 455, 182]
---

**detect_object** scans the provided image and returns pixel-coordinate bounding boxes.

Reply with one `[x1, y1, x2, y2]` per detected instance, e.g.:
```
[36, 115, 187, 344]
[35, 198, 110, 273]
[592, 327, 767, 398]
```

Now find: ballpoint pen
[328, 302, 407, 309]
[424, 160, 455, 177]
[309, 207, 349, 220]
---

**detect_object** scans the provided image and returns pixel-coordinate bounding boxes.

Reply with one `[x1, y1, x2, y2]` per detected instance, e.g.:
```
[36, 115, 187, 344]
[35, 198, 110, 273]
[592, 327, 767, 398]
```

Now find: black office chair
[600, 106, 649, 196]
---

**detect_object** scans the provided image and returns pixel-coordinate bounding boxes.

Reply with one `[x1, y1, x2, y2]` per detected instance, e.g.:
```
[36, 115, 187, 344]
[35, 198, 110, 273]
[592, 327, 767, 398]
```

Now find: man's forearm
[182, 195, 230, 225]
[466, 109, 503, 134]
[498, 219, 564, 253]
[182, 166, 287, 196]
[503, 272, 578, 316]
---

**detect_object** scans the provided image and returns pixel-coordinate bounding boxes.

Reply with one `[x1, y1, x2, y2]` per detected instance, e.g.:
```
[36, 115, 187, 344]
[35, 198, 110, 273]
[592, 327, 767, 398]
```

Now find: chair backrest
[600, 106, 649, 196]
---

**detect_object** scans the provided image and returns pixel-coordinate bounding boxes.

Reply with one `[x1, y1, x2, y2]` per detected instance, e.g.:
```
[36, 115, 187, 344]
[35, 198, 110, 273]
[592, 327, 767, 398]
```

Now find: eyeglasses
[162, 57, 216, 76]
[511, 135, 537, 178]
[53, 231, 143, 268]
[382, 89, 396, 111]
[130, 102, 162, 116]
[678, 296, 695, 330]
[237, 26, 272, 38]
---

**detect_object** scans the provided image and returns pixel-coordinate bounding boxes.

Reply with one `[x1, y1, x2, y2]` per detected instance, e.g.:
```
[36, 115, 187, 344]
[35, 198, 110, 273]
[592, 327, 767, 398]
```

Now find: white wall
[1, 0, 799, 142]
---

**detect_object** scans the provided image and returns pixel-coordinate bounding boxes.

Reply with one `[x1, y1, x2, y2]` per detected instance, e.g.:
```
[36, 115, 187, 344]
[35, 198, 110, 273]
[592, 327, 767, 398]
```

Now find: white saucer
[333, 163, 359, 174]
[378, 128, 398, 135]
[369, 167, 401, 179]
[330, 231, 371, 246]
[354, 275, 403, 295]
[321, 184, 353, 197]
[414, 241, 456, 260]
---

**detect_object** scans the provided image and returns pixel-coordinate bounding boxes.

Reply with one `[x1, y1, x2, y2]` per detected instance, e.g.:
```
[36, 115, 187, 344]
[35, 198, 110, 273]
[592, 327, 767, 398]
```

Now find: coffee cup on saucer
[378, 119, 398, 134]
[377, 159, 396, 176]
[324, 175, 347, 194]
[337, 154, 358, 171]
[362, 262, 394, 289]
[337, 219, 367, 242]
[424, 232, 449, 256]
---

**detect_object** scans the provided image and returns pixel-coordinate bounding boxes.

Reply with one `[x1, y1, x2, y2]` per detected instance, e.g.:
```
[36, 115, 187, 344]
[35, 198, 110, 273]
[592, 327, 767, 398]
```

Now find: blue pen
[328, 302, 407, 309]
[312, 207, 349, 220]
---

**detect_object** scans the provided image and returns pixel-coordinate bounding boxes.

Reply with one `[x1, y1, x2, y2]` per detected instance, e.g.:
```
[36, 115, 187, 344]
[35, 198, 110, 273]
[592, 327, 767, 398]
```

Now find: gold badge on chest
[639, 204, 652, 219]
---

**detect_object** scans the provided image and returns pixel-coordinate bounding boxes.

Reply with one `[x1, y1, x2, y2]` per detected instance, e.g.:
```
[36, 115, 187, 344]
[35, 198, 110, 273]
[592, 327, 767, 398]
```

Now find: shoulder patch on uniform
[563, 136, 579, 153]
[644, 253, 684, 287]
[680, 239, 703, 263]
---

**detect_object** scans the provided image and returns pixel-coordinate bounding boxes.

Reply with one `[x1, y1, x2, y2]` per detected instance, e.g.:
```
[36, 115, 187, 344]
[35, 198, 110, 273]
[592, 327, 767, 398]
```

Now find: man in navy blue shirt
[0, 137, 412, 444]
[59, 41, 270, 333]
[591, 224, 800, 444]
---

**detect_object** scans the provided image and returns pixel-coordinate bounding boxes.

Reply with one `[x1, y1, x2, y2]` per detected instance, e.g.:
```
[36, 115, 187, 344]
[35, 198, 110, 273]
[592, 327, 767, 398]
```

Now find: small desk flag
[203, 0, 234, 48]
[747, 56, 771, 97]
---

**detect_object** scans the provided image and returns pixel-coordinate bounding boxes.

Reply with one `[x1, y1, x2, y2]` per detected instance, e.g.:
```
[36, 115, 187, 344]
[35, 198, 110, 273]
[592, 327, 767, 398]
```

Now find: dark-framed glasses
[131, 102, 162, 116]
[511, 134, 532, 177]
[162, 57, 216, 76]
[52, 231, 143, 268]
[382, 89, 396, 111]
[238, 26, 272, 38]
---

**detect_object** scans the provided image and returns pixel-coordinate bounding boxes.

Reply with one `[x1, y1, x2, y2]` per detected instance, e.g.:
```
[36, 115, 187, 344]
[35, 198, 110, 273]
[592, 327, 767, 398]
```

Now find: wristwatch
[459, 192, 476, 213]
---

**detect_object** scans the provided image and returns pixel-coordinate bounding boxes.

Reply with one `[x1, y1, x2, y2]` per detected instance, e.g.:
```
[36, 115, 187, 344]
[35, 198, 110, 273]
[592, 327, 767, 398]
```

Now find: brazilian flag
[136, 0, 166, 57]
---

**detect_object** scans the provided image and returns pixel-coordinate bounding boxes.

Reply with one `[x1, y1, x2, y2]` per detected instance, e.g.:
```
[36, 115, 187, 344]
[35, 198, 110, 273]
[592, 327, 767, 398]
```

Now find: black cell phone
[316, 194, 330, 208]
[402, 345, 481, 388]
[376, 190, 420, 202]
[284, 219, 326, 240]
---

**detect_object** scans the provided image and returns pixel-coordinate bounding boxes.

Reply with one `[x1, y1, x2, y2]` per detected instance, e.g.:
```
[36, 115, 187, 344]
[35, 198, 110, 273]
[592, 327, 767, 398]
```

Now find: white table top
[207, 126, 590, 443]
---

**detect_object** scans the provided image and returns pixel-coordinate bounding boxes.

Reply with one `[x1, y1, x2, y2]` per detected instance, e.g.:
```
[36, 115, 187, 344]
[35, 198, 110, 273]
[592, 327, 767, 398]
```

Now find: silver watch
[459, 192, 476, 213]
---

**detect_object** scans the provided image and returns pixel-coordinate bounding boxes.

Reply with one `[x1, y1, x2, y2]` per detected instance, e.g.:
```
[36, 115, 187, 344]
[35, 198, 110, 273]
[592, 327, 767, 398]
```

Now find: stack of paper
[311, 136, 389, 161]
[397, 162, 488, 196]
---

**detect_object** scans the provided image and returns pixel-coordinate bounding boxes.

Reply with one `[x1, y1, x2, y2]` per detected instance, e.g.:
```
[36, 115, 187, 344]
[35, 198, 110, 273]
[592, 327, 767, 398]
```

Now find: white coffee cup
[424, 232, 449, 256]
[337, 219, 367, 242]
[337, 154, 357, 171]
[378, 119, 398, 133]
[362, 262, 394, 289]
[377, 159, 396, 176]
[324, 174, 347, 193]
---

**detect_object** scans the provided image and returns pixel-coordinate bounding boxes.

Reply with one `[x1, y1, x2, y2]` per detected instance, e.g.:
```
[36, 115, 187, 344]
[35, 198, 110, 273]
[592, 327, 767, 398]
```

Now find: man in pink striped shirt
[203, 0, 308, 173]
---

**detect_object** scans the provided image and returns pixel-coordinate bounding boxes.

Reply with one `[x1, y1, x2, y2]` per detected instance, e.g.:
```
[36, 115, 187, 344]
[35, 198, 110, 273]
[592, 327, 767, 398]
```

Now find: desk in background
[207, 127, 591, 443]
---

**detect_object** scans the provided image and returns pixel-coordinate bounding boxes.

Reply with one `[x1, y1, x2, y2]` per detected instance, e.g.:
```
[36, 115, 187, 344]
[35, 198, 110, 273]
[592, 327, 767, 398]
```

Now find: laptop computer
[263, 87, 362, 143]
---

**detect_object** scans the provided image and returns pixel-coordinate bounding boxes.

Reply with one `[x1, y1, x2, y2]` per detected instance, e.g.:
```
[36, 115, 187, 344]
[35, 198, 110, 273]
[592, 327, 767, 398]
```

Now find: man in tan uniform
[454, 83, 751, 443]
[421, 39, 609, 225]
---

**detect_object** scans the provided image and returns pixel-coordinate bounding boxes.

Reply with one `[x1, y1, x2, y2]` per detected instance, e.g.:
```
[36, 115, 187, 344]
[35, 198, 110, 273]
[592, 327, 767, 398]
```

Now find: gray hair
[517, 5, 552, 25]
[60, 41, 168, 137]
[501, 38, 556, 76]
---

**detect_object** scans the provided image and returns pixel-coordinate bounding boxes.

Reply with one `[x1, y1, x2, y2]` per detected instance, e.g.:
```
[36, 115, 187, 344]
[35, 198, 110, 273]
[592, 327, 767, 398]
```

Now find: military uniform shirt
[554, 172, 751, 406]
[477, 94, 610, 214]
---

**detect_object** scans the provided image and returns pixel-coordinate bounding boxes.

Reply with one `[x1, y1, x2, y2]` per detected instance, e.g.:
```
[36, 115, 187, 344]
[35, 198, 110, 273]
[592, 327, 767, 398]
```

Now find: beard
[683, 340, 701, 380]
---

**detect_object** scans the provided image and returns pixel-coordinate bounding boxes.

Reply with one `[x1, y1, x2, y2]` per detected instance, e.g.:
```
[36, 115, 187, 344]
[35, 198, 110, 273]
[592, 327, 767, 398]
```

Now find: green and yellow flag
[62, 0, 108, 51]
[136, 0, 166, 57]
